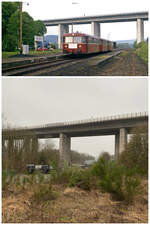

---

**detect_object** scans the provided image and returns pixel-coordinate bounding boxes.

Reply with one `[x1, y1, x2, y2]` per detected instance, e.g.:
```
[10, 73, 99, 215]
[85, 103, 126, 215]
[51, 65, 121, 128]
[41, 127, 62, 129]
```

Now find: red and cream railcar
[63, 32, 115, 54]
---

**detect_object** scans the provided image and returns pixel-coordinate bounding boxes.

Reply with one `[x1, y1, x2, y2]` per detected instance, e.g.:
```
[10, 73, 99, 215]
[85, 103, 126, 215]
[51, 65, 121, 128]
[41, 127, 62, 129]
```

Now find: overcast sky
[2, 0, 149, 40]
[25, 0, 149, 41]
[2, 78, 148, 158]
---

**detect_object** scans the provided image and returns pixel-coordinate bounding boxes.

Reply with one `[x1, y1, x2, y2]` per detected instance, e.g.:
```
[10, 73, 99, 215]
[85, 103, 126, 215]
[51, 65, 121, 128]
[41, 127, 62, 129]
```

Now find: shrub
[32, 184, 57, 203]
[51, 166, 76, 185]
[91, 158, 141, 202]
[69, 168, 92, 191]
[2, 170, 16, 190]
[123, 172, 141, 203]
[136, 42, 148, 64]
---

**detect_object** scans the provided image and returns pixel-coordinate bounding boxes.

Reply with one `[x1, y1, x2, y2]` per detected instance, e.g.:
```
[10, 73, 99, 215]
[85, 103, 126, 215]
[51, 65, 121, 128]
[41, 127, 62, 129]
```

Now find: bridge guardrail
[3, 112, 148, 132]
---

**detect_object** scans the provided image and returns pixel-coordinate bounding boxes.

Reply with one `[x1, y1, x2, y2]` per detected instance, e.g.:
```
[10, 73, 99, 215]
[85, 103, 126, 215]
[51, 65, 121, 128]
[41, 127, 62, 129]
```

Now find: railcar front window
[74, 37, 82, 43]
[65, 37, 73, 43]
[82, 37, 87, 43]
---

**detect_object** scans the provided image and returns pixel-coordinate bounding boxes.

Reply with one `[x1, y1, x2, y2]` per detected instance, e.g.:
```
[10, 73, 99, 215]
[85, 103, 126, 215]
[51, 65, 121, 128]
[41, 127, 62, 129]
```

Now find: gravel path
[43, 50, 148, 76]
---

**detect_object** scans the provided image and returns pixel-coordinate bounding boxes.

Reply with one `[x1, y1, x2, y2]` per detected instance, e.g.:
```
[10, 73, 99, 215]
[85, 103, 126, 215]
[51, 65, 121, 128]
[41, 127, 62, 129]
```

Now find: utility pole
[20, 2, 23, 54]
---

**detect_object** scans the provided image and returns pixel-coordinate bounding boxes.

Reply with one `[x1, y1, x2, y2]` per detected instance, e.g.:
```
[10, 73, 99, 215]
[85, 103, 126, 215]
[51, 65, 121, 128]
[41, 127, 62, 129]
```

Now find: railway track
[2, 58, 75, 76]
[2, 51, 121, 76]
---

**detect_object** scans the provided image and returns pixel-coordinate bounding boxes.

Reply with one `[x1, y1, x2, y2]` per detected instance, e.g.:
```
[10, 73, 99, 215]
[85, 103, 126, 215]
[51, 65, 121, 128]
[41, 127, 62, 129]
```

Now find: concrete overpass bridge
[42, 11, 148, 48]
[2, 112, 148, 168]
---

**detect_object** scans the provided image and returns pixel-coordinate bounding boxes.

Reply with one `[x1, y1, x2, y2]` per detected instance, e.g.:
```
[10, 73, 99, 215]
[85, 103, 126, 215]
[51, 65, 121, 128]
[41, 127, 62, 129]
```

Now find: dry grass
[2, 179, 148, 223]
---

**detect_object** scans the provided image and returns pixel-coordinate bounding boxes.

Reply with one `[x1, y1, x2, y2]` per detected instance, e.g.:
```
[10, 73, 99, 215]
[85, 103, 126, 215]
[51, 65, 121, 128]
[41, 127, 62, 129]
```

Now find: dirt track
[97, 51, 148, 76]
[43, 50, 148, 76]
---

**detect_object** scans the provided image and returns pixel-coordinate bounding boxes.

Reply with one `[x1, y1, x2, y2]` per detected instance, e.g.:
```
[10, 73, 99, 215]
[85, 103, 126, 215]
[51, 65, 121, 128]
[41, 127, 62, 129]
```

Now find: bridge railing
[3, 111, 147, 131]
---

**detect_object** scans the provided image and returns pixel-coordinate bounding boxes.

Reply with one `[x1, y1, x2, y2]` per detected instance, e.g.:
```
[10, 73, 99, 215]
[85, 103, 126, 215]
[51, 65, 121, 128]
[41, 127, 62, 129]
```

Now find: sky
[2, 0, 149, 40]
[2, 78, 148, 158]
[22, 0, 149, 40]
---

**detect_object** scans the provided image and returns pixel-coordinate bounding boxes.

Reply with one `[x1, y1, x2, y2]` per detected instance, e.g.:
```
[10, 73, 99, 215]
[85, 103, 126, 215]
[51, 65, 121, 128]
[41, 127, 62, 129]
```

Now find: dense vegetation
[2, 2, 47, 51]
[2, 129, 94, 172]
[134, 41, 148, 64]
[2, 125, 148, 205]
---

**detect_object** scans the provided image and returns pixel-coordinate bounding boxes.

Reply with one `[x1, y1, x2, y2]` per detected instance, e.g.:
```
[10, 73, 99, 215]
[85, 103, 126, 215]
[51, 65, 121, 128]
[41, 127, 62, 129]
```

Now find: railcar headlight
[79, 45, 82, 48]
[65, 45, 68, 48]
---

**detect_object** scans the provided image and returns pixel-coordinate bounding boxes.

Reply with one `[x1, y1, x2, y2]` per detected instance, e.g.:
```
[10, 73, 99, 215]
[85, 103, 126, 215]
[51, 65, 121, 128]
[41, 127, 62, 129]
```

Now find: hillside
[44, 35, 58, 43]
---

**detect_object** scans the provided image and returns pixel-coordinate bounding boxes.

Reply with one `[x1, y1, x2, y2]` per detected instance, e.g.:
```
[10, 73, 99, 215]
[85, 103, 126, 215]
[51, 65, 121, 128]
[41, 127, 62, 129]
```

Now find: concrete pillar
[91, 21, 101, 37]
[59, 133, 71, 168]
[23, 137, 31, 159]
[2, 138, 5, 152]
[119, 128, 127, 154]
[58, 24, 69, 49]
[137, 18, 144, 44]
[115, 134, 119, 159]
[31, 137, 38, 162]
[24, 137, 31, 150]
[8, 138, 14, 151]
[32, 137, 38, 151]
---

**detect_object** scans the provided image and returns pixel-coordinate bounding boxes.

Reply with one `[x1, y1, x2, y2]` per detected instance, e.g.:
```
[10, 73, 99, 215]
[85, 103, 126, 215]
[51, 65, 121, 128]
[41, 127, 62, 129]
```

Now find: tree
[35, 20, 47, 36]
[2, 2, 19, 39]
[119, 125, 148, 174]
[2, 2, 47, 51]
[2, 34, 18, 52]
[6, 11, 37, 50]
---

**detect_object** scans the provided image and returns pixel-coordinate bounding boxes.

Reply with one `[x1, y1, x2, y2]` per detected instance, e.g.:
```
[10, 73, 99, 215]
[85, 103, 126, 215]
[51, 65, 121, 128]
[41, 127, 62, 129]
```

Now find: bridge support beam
[137, 18, 144, 44]
[8, 138, 14, 156]
[91, 21, 101, 37]
[31, 137, 39, 161]
[115, 134, 120, 159]
[59, 133, 71, 168]
[58, 24, 69, 49]
[119, 128, 127, 154]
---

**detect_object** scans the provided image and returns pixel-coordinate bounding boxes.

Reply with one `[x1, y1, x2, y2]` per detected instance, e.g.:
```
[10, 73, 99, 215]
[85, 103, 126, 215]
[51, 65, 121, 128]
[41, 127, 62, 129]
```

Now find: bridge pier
[31, 137, 39, 161]
[91, 21, 101, 37]
[115, 128, 128, 158]
[119, 128, 127, 154]
[59, 133, 71, 168]
[115, 134, 120, 159]
[58, 24, 69, 49]
[137, 18, 144, 44]
[7, 138, 14, 156]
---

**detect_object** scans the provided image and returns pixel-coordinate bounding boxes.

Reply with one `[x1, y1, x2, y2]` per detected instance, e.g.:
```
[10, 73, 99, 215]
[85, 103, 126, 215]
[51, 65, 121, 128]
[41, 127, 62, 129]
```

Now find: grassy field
[2, 49, 62, 59]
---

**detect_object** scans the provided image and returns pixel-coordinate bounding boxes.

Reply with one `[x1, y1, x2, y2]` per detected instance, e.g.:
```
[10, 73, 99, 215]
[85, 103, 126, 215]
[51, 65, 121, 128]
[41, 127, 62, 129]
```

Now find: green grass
[135, 42, 148, 64]
[2, 51, 20, 59]
[2, 49, 62, 59]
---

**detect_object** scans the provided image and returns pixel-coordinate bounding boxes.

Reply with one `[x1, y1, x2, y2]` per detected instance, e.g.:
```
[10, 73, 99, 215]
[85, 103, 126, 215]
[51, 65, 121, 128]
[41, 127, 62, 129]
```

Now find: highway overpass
[2, 112, 148, 168]
[42, 12, 148, 48]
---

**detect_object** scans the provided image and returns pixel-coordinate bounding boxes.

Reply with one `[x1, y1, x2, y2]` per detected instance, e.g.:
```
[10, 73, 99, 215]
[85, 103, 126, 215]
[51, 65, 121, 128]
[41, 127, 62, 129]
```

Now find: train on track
[63, 32, 116, 55]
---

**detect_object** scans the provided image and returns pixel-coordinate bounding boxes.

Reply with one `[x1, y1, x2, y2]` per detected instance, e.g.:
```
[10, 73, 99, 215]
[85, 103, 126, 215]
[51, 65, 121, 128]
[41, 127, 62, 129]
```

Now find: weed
[32, 184, 57, 203]
[69, 168, 92, 191]
[2, 170, 16, 190]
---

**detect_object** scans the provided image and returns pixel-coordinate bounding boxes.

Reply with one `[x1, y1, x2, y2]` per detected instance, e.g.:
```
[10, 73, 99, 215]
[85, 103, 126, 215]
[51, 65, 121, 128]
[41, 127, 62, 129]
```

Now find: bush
[91, 158, 141, 202]
[51, 166, 75, 185]
[2, 170, 16, 190]
[32, 184, 57, 203]
[69, 168, 92, 191]
[135, 42, 148, 64]
[123, 172, 141, 203]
